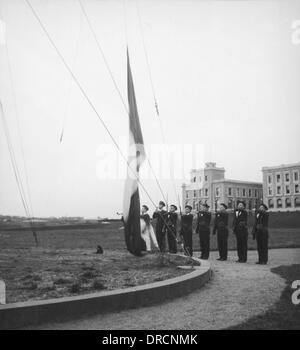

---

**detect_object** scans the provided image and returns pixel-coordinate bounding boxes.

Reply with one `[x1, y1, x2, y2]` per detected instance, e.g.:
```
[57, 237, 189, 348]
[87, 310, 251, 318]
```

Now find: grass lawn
[0, 249, 193, 304]
[0, 222, 299, 251]
[228, 264, 300, 329]
[0, 223, 299, 304]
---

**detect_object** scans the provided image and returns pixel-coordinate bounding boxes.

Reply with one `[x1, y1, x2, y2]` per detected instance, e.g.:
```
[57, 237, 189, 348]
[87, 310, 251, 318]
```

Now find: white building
[182, 162, 263, 211]
[262, 162, 300, 211]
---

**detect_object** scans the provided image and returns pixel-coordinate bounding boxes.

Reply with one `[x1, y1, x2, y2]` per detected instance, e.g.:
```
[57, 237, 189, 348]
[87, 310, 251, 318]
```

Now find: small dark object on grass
[92, 278, 107, 290]
[96, 245, 104, 254]
[69, 282, 81, 293]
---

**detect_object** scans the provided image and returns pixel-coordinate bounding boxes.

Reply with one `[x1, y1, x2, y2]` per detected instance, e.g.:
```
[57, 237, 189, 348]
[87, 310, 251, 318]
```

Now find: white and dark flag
[123, 49, 146, 256]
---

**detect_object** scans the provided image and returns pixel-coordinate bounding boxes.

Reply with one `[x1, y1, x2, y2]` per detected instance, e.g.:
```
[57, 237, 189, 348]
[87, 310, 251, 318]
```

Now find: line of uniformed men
[149, 200, 269, 264]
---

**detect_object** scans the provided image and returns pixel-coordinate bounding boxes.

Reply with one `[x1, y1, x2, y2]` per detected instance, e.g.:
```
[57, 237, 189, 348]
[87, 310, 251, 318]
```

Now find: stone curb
[0, 257, 211, 329]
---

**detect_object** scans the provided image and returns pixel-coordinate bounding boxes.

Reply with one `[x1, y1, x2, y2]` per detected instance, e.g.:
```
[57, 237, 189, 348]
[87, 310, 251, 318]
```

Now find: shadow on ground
[227, 264, 300, 330]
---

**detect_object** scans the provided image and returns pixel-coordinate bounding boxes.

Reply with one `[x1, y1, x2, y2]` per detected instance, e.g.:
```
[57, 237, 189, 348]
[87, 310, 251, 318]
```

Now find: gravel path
[27, 248, 300, 330]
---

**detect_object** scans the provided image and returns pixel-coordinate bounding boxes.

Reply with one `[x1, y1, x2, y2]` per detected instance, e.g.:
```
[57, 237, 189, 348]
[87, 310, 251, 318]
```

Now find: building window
[276, 174, 281, 183]
[237, 188, 240, 196]
[228, 199, 233, 209]
[204, 175, 208, 182]
[268, 199, 274, 208]
[205, 188, 208, 196]
[216, 187, 220, 197]
[199, 176, 202, 182]
[242, 189, 246, 197]
[285, 185, 290, 195]
[228, 187, 232, 196]
[294, 171, 299, 182]
[248, 189, 252, 197]
[186, 192, 189, 199]
[268, 187, 272, 196]
[286, 198, 291, 208]
[277, 198, 282, 208]
[255, 189, 258, 197]
[295, 197, 300, 208]
[295, 184, 299, 194]
[277, 186, 281, 195]
[268, 175, 272, 184]
[285, 173, 290, 182]
[194, 190, 197, 198]
[248, 201, 252, 210]
[192, 176, 196, 183]
[199, 189, 202, 197]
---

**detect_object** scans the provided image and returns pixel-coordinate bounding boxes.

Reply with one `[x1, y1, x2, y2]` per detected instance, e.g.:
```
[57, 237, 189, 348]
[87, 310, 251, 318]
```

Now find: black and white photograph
[0, 0, 300, 334]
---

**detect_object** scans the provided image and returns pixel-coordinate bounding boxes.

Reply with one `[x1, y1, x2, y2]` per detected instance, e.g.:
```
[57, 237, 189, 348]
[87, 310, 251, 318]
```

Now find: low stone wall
[0, 258, 211, 329]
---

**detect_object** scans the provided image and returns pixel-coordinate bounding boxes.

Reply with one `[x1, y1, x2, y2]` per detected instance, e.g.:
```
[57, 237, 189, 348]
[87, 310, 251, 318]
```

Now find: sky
[0, 0, 300, 218]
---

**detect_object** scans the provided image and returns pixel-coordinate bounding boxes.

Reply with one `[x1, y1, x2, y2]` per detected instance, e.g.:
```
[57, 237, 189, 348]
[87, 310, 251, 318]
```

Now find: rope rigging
[0, 3, 38, 245]
[24, 0, 191, 257]
[79, 0, 190, 256]
[0, 103, 38, 246]
[135, 0, 181, 209]
[77, 0, 167, 206]
[59, 6, 84, 143]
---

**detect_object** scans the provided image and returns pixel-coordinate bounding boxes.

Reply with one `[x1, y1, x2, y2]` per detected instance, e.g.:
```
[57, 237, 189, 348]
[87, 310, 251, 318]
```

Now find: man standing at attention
[165, 204, 178, 254]
[213, 203, 229, 261]
[252, 203, 269, 264]
[153, 201, 167, 252]
[232, 201, 248, 263]
[180, 205, 194, 256]
[196, 203, 211, 259]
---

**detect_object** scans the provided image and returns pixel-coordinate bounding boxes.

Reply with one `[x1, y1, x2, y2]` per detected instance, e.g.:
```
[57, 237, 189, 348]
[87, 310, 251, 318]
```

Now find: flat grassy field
[0, 222, 299, 304]
[0, 222, 299, 251]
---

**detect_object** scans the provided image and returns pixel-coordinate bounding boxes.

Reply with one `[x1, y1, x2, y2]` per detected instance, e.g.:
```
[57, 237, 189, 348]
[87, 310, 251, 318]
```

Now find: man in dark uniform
[252, 203, 269, 264]
[152, 201, 167, 252]
[196, 203, 211, 259]
[232, 200, 248, 263]
[165, 204, 178, 254]
[213, 203, 229, 261]
[180, 205, 194, 256]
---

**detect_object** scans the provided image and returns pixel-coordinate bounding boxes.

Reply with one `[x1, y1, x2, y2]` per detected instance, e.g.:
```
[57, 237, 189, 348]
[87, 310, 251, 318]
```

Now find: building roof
[262, 162, 300, 171]
[212, 178, 262, 186]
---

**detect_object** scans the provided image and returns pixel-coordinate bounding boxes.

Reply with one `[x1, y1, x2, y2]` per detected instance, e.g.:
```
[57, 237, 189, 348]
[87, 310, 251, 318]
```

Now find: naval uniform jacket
[196, 211, 211, 234]
[153, 210, 168, 232]
[252, 211, 269, 238]
[213, 211, 229, 235]
[232, 209, 248, 234]
[165, 212, 178, 234]
[180, 213, 194, 236]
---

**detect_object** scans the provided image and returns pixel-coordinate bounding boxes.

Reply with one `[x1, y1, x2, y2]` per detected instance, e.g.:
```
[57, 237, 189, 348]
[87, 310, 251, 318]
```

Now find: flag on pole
[123, 49, 146, 256]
